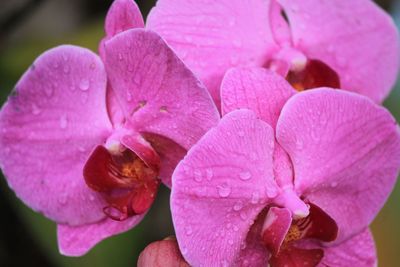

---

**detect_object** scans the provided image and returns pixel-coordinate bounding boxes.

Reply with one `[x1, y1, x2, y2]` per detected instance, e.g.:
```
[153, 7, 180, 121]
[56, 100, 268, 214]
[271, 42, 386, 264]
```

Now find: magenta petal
[105, 0, 144, 38]
[104, 29, 219, 150]
[171, 109, 278, 266]
[147, 0, 280, 105]
[278, 0, 400, 103]
[276, 89, 400, 242]
[57, 214, 145, 256]
[0, 45, 112, 225]
[319, 228, 377, 267]
[221, 67, 295, 128]
[143, 133, 186, 188]
[261, 207, 292, 255]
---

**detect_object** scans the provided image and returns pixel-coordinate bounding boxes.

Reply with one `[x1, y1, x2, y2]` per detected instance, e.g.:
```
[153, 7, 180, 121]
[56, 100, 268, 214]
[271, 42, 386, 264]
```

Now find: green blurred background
[0, 0, 399, 266]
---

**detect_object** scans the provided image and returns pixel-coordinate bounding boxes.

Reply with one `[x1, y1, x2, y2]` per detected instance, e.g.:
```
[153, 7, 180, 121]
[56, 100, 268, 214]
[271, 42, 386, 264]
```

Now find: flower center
[83, 145, 160, 221]
[261, 204, 338, 267]
[286, 59, 341, 91]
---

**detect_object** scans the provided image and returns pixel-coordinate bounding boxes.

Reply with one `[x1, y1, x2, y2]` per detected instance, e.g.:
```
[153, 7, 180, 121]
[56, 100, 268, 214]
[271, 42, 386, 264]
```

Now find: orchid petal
[147, 0, 280, 105]
[221, 67, 295, 128]
[143, 133, 186, 188]
[105, 0, 144, 38]
[171, 109, 278, 266]
[0, 45, 112, 225]
[319, 228, 377, 267]
[276, 89, 400, 242]
[57, 215, 145, 256]
[104, 29, 219, 150]
[277, 0, 400, 103]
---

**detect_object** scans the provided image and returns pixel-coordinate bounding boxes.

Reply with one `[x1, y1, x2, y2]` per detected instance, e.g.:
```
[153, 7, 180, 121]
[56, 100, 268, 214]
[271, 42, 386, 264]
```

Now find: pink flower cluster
[1, 0, 400, 266]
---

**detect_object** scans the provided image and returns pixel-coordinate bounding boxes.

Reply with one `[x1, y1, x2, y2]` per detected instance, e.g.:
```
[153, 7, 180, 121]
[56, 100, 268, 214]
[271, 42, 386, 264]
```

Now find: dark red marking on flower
[269, 247, 324, 267]
[84, 145, 160, 221]
[287, 59, 340, 91]
[262, 204, 337, 267]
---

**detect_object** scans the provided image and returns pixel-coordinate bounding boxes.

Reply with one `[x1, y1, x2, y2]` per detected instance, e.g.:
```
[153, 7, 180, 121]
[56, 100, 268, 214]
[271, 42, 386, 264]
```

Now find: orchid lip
[83, 138, 161, 221]
[261, 203, 338, 267]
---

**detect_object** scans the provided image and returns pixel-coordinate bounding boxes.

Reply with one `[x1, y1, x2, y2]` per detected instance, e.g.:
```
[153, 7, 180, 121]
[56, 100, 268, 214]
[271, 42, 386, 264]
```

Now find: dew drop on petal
[233, 200, 243, 211]
[239, 171, 252, 181]
[185, 226, 193, 236]
[295, 139, 304, 149]
[239, 210, 247, 220]
[217, 183, 231, 197]
[59, 115, 68, 129]
[266, 186, 278, 198]
[251, 192, 259, 204]
[206, 168, 213, 180]
[63, 65, 70, 74]
[79, 79, 90, 91]
[194, 169, 202, 182]
[31, 103, 41, 115]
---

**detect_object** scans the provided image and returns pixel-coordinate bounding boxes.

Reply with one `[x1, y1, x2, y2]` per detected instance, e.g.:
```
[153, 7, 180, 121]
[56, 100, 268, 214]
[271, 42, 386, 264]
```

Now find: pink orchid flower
[138, 237, 189, 267]
[147, 0, 400, 106]
[170, 69, 400, 266]
[0, 3, 219, 256]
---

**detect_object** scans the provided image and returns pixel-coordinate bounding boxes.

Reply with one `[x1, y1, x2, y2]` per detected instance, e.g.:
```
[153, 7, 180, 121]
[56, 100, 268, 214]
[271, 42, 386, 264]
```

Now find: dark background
[0, 0, 399, 266]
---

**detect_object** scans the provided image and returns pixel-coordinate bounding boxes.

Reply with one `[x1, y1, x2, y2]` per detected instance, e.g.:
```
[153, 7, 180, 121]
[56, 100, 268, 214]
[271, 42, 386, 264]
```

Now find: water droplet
[180, 50, 188, 59]
[266, 186, 278, 198]
[59, 115, 68, 129]
[217, 183, 231, 197]
[251, 192, 259, 204]
[194, 169, 202, 182]
[311, 129, 321, 142]
[62, 52, 69, 61]
[181, 246, 188, 255]
[118, 53, 123, 61]
[233, 225, 239, 232]
[228, 239, 234, 245]
[185, 226, 193, 236]
[226, 223, 232, 229]
[52, 61, 59, 68]
[58, 193, 68, 204]
[295, 139, 304, 149]
[79, 79, 90, 91]
[331, 181, 338, 188]
[63, 65, 70, 74]
[206, 168, 213, 180]
[31, 104, 41, 115]
[239, 210, 247, 220]
[89, 195, 95, 201]
[238, 130, 245, 137]
[239, 171, 252, 181]
[233, 200, 243, 211]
